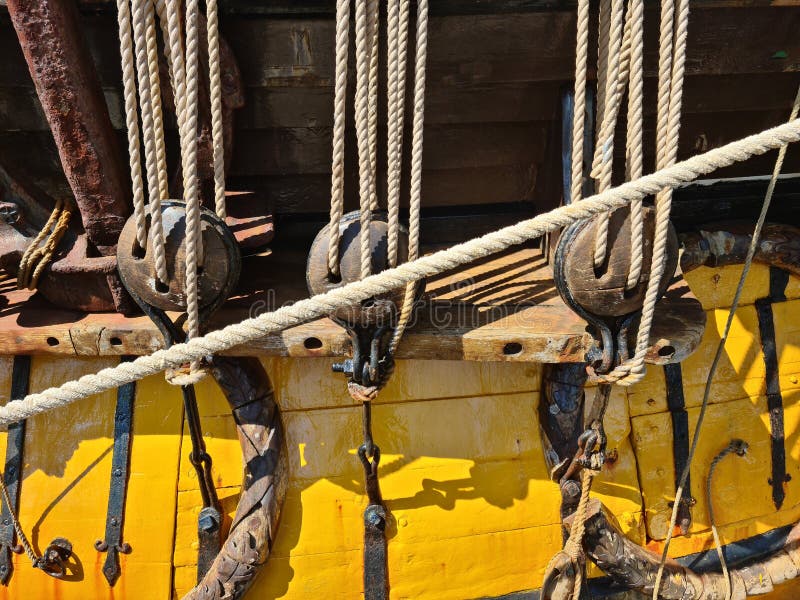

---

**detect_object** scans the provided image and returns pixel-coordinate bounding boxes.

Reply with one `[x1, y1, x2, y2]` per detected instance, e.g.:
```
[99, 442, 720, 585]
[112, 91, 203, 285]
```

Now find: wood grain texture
[0, 246, 704, 365]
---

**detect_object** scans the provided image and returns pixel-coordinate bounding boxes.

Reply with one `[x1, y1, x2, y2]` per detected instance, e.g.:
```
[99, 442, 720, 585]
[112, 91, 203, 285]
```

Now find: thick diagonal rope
[327, 0, 350, 277]
[624, 0, 644, 289]
[207, 0, 226, 219]
[355, 0, 375, 279]
[132, 0, 168, 284]
[3, 117, 800, 425]
[651, 83, 800, 600]
[115, 0, 147, 250]
[568, 0, 590, 205]
[389, 0, 427, 354]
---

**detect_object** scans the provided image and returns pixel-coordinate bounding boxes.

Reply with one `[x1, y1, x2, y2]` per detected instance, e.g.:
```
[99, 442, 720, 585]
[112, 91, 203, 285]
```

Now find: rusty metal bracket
[6, 0, 131, 255]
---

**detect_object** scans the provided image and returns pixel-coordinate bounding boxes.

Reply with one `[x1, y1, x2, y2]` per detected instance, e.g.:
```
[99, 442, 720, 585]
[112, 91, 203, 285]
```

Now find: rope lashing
[651, 82, 800, 600]
[16, 200, 72, 291]
[542, 469, 595, 599]
[2, 116, 800, 427]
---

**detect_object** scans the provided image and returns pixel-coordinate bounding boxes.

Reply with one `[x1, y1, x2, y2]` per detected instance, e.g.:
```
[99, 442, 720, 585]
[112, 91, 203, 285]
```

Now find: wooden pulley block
[554, 206, 679, 318]
[117, 200, 241, 313]
[307, 210, 411, 328]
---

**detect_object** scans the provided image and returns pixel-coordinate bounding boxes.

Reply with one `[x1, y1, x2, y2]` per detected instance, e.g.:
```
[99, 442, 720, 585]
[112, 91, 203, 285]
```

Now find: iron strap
[755, 266, 791, 510]
[95, 356, 135, 586]
[663, 362, 695, 535]
[359, 401, 388, 600]
[0, 356, 30, 584]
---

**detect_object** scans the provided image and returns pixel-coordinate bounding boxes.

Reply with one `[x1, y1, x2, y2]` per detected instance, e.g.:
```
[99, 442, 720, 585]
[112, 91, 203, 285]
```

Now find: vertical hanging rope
[623, 0, 689, 383]
[366, 0, 380, 213]
[355, 0, 375, 279]
[182, 0, 202, 355]
[389, 0, 428, 354]
[328, 0, 350, 277]
[569, 0, 590, 205]
[145, 0, 169, 201]
[387, 0, 411, 268]
[132, 0, 168, 284]
[591, 0, 627, 268]
[594, 0, 611, 157]
[386, 0, 400, 266]
[115, 0, 147, 251]
[206, 0, 226, 219]
[624, 0, 644, 289]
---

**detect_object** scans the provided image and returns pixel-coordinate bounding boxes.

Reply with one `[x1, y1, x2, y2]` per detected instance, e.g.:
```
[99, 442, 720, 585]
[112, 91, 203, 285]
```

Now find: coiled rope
[16, 199, 72, 291]
[2, 116, 800, 426]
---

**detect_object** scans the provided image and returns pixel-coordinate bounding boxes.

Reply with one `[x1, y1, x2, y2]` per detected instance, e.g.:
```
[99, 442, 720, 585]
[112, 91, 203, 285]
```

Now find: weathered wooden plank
[0, 246, 703, 367]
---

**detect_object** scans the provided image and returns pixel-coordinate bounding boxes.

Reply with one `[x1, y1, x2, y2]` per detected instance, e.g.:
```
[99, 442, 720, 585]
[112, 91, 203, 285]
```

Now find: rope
[389, 0, 427, 354]
[355, 0, 375, 279]
[17, 200, 72, 291]
[624, 0, 644, 289]
[327, 0, 350, 277]
[387, 0, 411, 268]
[0, 469, 39, 567]
[132, 0, 168, 284]
[3, 116, 800, 425]
[115, 0, 147, 251]
[651, 83, 800, 600]
[591, 0, 627, 268]
[181, 0, 204, 379]
[207, 0, 227, 219]
[596, 0, 691, 386]
[145, 0, 169, 202]
[568, 0, 590, 205]
[707, 439, 749, 600]
[542, 469, 595, 599]
[366, 0, 380, 213]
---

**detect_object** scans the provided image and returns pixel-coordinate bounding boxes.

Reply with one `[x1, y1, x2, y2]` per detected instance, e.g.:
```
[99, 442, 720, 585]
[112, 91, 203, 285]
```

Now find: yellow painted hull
[2, 262, 800, 599]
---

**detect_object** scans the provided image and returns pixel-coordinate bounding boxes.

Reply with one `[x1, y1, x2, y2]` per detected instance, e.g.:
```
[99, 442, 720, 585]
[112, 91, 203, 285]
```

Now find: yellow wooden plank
[261, 358, 540, 413]
[173, 372, 643, 599]
[0, 357, 184, 600]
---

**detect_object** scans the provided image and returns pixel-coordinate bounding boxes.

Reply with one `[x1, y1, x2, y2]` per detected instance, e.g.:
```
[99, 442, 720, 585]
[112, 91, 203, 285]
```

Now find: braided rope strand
[390, 0, 428, 353]
[355, 0, 374, 279]
[569, 0, 590, 205]
[207, 0, 227, 219]
[115, 0, 147, 250]
[132, 0, 168, 284]
[624, 0, 645, 289]
[327, 0, 350, 276]
[2, 117, 800, 425]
